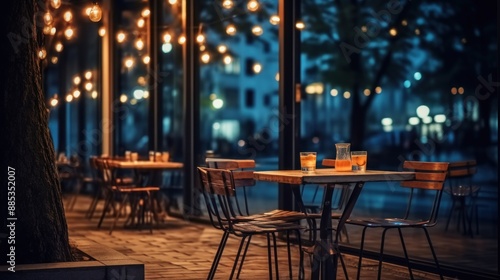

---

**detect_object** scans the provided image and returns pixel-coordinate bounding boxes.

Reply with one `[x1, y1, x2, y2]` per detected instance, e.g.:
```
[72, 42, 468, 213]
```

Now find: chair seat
[348, 217, 429, 227]
[233, 220, 304, 233]
[112, 186, 160, 192]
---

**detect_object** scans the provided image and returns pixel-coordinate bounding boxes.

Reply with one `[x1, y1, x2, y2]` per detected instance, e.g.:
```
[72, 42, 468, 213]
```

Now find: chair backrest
[400, 161, 449, 225]
[445, 160, 477, 195]
[205, 158, 257, 216]
[321, 159, 336, 167]
[197, 167, 237, 231]
[94, 158, 115, 188]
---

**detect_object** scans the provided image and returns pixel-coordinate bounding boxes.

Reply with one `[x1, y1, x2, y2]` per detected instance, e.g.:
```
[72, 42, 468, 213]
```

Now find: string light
[85, 71, 92, 80]
[43, 12, 54, 25]
[135, 37, 145, 50]
[137, 18, 146, 28]
[73, 76, 81, 85]
[50, 0, 62, 9]
[98, 26, 106, 36]
[88, 3, 103, 22]
[38, 48, 47, 60]
[270, 15, 280, 25]
[63, 11, 73, 22]
[226, 24, 236, 36]
[247, 0, 260, 12]
[222, 0, 234, 9]
[50, 95, 59, 106]
[64, 26, 74, 40]
[251, 25, 263, 36]
[55, 42, 63, 52]
[116, 31, 126, 43]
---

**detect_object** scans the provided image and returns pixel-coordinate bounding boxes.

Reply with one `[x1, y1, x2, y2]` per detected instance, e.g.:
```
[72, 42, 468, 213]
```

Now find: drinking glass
[300, 152, 317, 173]
[351, 151, 367, 172]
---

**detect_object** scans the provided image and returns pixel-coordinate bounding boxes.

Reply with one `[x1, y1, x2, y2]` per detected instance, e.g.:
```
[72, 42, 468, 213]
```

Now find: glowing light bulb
[141, 8, 150, 17]
[50, 96, 59, 107]
[38, 48, 47, 59]
[88, 3, 103, 22]
[135, 37, 145, 50]
[55, 42, 63, 52]
[63, 11, 73, 22]
[222, 0, 233, 9]
[178, 35, 186, 44]
[64, 26, 74, 40]
[163, 32, 172, 43]
[98, 27, 106, 36]
[116, 31, 126, 43]
[85, 71, 92, 80]
[226, 24, 236, 36]
[142, 55, 150, 64]
[201, 52, 210, 63]
[196, 34, 205, 44]
[84, 82, 93, 91]
[50, 0, 61, 9]
[43, 12, 53, 25]
[73, 76, 81, 85]
[247, 0, 259, 12]
[217, 45, 227, 53]
[251, 25, 263, 36]
[270, 15, 280, 25]
[124, 57, 134, 68]
[137, 18, 145, 28]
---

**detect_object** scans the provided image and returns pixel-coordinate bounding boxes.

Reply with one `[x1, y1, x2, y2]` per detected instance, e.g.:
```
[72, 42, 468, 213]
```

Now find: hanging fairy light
[43, 25, 52, 35]
[251, 25, 263, 36]
[64, 26, 74, 40]
[222, 0, 234, 9]
[141, 8, 150, 17]
[116, 31, 126, 43]
[98, 26, 106, 36]
[50, 27, 56, 35]
[247, 0, 260, 12]
[50, 95, 59, 107]
[163, 32, 172, 43]
[223, 55, 232, 64]
[269, 15, 280, 25]
[50, 0, 62, 9]
[196, 33, 205, 44]
[38, 48, 47, 60]
[55, 42, 63, 52]
[201, 52, 210, 63]
[137, 18, 146, 28]
[63, 11, 73, 22]
[43, 11, 54, 25]
[85, 71, 92, 80]
[217, 45, 227, 53]
[226, 24, 236, 36]
[135, 36, 145, 50]
[142, 55, 151, 64]
[178, 35, 186, 44]
[88, 2, 103, 22]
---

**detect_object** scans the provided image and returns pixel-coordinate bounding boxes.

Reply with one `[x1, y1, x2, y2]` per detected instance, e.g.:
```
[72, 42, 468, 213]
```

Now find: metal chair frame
[197, 166, 305, 280]
[346, 161, 449, 280]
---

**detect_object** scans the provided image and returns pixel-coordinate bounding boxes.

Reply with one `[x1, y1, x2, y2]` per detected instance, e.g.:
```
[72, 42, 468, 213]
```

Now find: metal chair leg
[208, 231, 229, 280]
[423, 228, 444, 280]
[397, 228, 415, 280]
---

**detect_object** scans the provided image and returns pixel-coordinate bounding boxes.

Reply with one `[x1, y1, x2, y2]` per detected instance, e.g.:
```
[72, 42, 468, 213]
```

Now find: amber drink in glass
[300, 152, 317, 173]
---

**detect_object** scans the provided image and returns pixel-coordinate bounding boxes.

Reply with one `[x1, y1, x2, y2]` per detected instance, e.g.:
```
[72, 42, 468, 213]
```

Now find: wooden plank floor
[65, 195, 451, 280]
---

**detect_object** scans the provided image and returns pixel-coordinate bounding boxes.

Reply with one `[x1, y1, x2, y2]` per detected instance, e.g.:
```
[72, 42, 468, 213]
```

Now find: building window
[245, 89, 254, 108]
[245, 58, 255, 76]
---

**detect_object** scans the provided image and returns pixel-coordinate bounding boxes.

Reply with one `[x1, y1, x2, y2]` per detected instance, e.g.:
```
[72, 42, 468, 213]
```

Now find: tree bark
[1, 0, 73, 264]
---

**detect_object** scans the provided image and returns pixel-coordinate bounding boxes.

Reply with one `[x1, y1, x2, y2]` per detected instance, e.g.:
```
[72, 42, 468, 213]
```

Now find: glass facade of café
[42, 0, 497, 278]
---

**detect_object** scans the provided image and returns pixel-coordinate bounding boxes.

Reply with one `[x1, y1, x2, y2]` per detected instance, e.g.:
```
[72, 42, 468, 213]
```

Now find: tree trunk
[1, 0, 73, 265]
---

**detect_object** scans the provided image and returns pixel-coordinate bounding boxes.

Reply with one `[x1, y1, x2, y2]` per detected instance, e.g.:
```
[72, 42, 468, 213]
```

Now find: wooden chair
[197, 167, 305, 280]
[346, 161, 449, 280]
[96, 158, 160, 235]
[205, 158, 308, 223]
[444, 160, 479, 237]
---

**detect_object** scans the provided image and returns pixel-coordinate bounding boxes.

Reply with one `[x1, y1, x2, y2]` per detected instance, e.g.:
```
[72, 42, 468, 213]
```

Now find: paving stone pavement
[66, 195, 452, 280]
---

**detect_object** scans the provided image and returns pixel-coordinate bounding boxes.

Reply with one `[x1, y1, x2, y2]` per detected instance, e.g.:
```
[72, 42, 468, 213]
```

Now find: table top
[254, 168, 415, 185]
[107, 160, 183, 170]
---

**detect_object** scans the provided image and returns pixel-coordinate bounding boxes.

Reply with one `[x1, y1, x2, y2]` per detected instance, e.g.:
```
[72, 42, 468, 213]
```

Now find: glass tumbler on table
[351, 151, 367, 172]
[300, 152, 317, 173]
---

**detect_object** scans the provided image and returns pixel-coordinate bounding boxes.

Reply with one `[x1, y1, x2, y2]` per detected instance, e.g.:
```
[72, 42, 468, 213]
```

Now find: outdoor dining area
[1, 0, 497, 280]
[53, 147, 498, 280]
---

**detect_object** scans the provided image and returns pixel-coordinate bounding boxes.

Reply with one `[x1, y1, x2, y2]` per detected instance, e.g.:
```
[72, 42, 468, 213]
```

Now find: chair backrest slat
[399, 161, 449, 224]
[401, 161, 449, 190]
